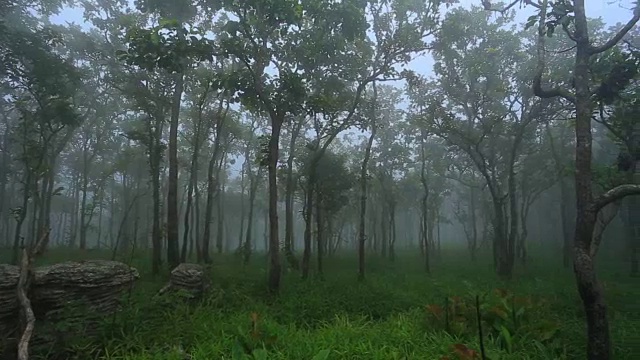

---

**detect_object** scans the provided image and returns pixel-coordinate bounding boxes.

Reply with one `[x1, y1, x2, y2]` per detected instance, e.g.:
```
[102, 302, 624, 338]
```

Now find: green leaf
[499, 325, 513, 353]
[311, 349, 331, 360]
[232, 339, 248, 360]
[159, 18, 180, 28]
[252, 348, 269, 360]
[525, 15, 538, 30]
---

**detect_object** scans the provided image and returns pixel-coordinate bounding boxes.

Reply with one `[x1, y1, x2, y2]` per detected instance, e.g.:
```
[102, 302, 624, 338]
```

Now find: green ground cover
[2, 248, 638, 359]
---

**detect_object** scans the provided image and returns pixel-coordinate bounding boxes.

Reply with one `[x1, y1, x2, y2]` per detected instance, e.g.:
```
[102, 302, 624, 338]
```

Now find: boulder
[158, 263, 210, 298]
[0, 260, 139, 356]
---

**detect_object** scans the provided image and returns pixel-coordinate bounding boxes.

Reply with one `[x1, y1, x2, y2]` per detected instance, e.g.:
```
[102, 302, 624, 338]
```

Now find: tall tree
[485, 0, 640, 357]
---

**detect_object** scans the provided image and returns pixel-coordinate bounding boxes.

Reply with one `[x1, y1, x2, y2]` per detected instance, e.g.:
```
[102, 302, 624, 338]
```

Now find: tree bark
[284, 120, 302, 269]
[302, 170, 315, 279]
[357, 110, 376, 281]
[267, 118, 283, 292]
[167, 72, 184, 270]
[420, 132, 430, 272]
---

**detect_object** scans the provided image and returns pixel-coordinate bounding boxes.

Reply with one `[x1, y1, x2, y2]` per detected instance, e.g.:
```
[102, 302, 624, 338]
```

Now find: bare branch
[592, 184, 640, 214]
[589, 5, 640, 55]
[482, 0, 520, 14]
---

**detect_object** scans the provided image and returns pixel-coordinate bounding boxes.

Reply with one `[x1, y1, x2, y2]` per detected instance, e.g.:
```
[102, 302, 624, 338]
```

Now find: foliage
[426, 289, 562, 355]
[116, 21, 215, 74]
[3, 248, 638, 360]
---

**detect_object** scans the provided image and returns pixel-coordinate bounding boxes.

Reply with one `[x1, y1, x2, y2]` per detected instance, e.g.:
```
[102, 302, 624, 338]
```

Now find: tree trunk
[181, 108, 206, 262]
[380, 205, 388, 258]
[315, 194, 324, 278]
[285, 121, 302, 269]
[237, 158, 246, 252]
[470, 186, 478, 261]
[202, 144, 222, 264]
[12, 170, 31, 265]
[216, 166, 225, 254]
[266, 119, 282, 292]
[243, 170, 258, 264]
[302, 172, 315, 279]
[79, 142, 91, 250]
[151, 119, 163, 276]
[167, 72, 184, 270]
[69, 172, 80, 247]
[389, 201, 396, 262]
[420, 134, 430, 272]
[357, 116, 376, 281]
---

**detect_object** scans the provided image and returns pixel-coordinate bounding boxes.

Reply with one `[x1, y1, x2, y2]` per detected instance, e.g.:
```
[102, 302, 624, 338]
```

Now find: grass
[2, 247, 639, 359]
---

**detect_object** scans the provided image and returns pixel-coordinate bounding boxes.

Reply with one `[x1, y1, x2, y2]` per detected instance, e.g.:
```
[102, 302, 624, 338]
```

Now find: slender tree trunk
[181, 172, 195, 262]
[243, 176, 257, 264]
[302, 172, 315, 279]
[380, 205, 388, 258]
[181, 109, 206, 261]
[79, 139, 93, 250]
[357, 117, 376, 280]
[389, 201, 396, 261]
[266, 119, 282, 292]
[97, 192, 104, 248]
[237, 158, 246, 252]
[194, 173, 203, 262]
[151, 119, 164, 275]
[167, 72, 184, 270]
[12, 170, 31, 265]
[470, 186, 478, 260]
[420, 134, 430, 272]
[316, 195, 324, 278]
[545, 122, 573, 267]
[216, 167, 225, 254]
[202, 107, 226, 263]
[109, 179, 116, 249]
[69, 172, 80, 247]
[202, 150, 219, 264]
[285, 121, 302, 269]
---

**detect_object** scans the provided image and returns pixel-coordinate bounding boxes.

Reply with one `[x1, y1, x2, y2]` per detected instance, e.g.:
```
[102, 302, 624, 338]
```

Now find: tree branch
[591, 184, 640, 214]
[533, 0, 576, 103]
[589, 5, 640, 55]
[17, 228, 50, 360]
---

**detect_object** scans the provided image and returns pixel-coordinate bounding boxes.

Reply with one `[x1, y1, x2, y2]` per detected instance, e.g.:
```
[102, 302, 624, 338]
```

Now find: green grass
[3, 248, 639, 359]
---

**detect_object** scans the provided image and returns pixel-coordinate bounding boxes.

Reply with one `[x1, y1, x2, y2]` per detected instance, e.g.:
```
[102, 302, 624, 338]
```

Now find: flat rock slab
[0, 260, 139, 355]
[158, 263, 210, 298]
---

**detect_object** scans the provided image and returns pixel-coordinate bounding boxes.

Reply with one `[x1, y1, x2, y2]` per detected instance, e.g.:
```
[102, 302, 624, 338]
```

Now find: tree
[487, 0, 640, 357]
[2, 0, 81, 262]
[407, 6, 546, 279]
[357, 82, 377, 281]
[215, 0, 440, 290]
[212, 0, 366, 291]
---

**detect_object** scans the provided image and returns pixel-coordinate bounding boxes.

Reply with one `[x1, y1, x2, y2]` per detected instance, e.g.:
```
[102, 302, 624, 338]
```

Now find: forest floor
[2, 248, 639, 360]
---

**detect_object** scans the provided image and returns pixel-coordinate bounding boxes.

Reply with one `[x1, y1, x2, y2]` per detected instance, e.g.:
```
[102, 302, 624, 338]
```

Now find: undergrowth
[2, 248, 639, 359]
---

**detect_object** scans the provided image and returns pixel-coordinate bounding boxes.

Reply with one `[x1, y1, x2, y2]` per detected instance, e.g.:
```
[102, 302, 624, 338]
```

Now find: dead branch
[16, 228, 50, 360]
